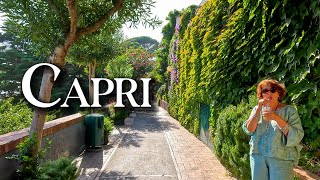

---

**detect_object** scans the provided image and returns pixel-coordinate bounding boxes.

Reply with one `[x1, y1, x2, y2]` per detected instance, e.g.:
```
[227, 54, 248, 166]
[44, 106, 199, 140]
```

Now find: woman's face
[260, 84, 279, 102]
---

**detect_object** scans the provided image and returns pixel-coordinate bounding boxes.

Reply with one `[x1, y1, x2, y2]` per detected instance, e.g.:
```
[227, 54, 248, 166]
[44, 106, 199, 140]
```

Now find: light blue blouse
[242, 105, 304, 165]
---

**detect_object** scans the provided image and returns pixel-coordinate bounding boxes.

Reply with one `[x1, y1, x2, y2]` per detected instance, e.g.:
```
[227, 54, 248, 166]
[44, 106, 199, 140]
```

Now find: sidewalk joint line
[94, 117, 135, 179]
[165, 130, 182, 180]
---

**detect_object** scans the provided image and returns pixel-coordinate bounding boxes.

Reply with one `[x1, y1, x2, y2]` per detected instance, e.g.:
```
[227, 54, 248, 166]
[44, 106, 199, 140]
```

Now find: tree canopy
[67, 30, 123, 68]
[0, 32, 44, 98]
[127, 36, 159, 52]
[0, 0, 161, 60]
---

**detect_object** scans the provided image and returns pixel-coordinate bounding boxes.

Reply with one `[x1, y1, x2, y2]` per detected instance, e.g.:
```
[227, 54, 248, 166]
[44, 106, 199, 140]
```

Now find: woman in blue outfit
[243, 79, 304, 180]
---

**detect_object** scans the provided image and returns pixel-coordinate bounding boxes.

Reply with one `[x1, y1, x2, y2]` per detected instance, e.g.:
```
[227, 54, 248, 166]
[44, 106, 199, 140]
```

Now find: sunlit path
[77, 105, 234, 180]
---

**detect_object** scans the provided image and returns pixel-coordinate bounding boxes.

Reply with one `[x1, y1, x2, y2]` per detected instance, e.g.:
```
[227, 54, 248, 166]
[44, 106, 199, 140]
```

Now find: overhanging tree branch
[64, 0, 78, 50]
[76, 0, 125, 39]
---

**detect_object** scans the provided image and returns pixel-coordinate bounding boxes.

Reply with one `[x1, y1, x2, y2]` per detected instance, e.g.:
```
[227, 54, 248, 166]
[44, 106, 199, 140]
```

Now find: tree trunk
[88, 60, 96, 113]
[89, 63, 92, 105]
[28, 0, 125, 159]
[30, 46, 67, 157]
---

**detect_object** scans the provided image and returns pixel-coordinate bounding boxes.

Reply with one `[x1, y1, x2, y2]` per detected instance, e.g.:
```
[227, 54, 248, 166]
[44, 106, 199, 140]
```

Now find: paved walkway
[75, 105, 235, 180]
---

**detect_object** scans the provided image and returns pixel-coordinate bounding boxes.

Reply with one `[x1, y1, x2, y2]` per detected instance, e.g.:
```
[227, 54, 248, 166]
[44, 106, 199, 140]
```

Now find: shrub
[113, 109, 129, 125]
[0, 98, 33, 135]
[37, 157, 78, 180]
[7, 134, 42, 179]
[0, 98, 59, 135]
[156, 84, 167, 101]
[103, 116, 114, 144]
[104, 116, 113, 134]
[214, 94, 257, 180]
[7, 134, 78, 180]
[105, 101, 130, 125]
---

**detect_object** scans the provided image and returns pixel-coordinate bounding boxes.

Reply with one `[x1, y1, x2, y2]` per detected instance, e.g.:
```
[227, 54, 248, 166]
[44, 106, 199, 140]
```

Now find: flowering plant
[127, 48, 156, 79]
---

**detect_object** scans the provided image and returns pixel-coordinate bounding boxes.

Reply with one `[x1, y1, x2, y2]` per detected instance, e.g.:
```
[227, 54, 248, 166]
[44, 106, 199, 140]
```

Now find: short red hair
[257, 79, 286, 101]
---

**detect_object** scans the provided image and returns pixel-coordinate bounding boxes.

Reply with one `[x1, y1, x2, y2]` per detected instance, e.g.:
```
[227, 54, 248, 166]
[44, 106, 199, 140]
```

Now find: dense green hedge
[153, 10, 181, 84]
[167, 5, 201, 135]
[214, 94, 257, 179]
[165, 0, 320, 178]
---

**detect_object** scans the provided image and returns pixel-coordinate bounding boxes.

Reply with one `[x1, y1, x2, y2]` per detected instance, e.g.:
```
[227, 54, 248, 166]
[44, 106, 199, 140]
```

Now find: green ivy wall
[167, 0, 320, 178]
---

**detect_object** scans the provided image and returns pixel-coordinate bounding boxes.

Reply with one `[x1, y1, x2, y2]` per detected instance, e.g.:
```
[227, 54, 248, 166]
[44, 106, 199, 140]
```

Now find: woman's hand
[258, 98, 269, 108]
[262, 111, 280, 121]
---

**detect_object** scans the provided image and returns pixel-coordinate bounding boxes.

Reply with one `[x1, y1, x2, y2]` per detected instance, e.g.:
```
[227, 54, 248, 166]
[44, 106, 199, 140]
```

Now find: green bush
[106, 102, 116, 118]
[7, 134, 42, 179]
[104, 116, 113, 134]
[38, 157, 78, 180]
[156, 84, 167, 101]
[103, 116, 114, 144]
[105, 102, 129, 125]
[0, 98, 59, 135]
[299, 149, 320, 176]
[214, 94, 257, 179]
[0, 98, 33, 135]
[113, 109, 129, 125]
[7, 134, 78, 180]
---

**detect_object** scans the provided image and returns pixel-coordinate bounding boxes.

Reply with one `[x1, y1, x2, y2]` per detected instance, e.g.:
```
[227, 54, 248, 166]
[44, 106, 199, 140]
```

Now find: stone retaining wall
[0, 113, 85, 180]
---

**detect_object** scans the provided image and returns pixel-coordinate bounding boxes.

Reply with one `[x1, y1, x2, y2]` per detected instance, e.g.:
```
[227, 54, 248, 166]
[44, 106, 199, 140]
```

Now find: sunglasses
[261, 88, 276, 94]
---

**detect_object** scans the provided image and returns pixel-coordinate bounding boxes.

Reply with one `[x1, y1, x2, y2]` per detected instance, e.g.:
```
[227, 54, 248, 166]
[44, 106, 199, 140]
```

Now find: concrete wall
[43, 121, 85, 161]
[158, 99, 169, 112]
[0, 113, 85, 180]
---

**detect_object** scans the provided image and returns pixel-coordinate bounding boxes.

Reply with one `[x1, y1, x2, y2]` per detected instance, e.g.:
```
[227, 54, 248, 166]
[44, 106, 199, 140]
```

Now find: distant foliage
[0, 98, 57, 135]
[127, 48, 156, 79]
[0, 98, 33, 135]
[105, 55, 134, 79]
[105, 47, 155, 79]
[127, 36, 159, 52]
[156, 84, 167, 102]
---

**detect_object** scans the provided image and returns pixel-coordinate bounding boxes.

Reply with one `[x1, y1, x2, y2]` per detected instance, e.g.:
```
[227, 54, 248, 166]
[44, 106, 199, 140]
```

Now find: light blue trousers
[250, 154, 294, 180]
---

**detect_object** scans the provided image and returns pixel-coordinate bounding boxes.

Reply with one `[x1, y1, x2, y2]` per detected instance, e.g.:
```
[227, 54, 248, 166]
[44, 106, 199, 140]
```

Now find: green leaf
[307, 43, 317, 58]
[271, 2, 281, 18]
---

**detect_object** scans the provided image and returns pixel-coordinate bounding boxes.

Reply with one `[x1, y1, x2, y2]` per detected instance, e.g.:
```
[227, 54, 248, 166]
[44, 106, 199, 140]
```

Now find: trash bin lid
[86, 113, 104, 118]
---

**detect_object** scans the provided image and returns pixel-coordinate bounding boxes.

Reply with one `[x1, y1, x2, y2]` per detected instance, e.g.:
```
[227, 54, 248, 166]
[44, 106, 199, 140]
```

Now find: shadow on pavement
[112, 104, 181, 149]
[118, 133, 144, 148]
[77, 145, 114, 178]
[133, 113, 179, 132]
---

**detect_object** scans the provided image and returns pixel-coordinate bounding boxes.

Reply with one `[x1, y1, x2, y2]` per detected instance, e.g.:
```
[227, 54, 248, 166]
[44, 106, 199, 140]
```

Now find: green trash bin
[85, 113, 104, 148]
